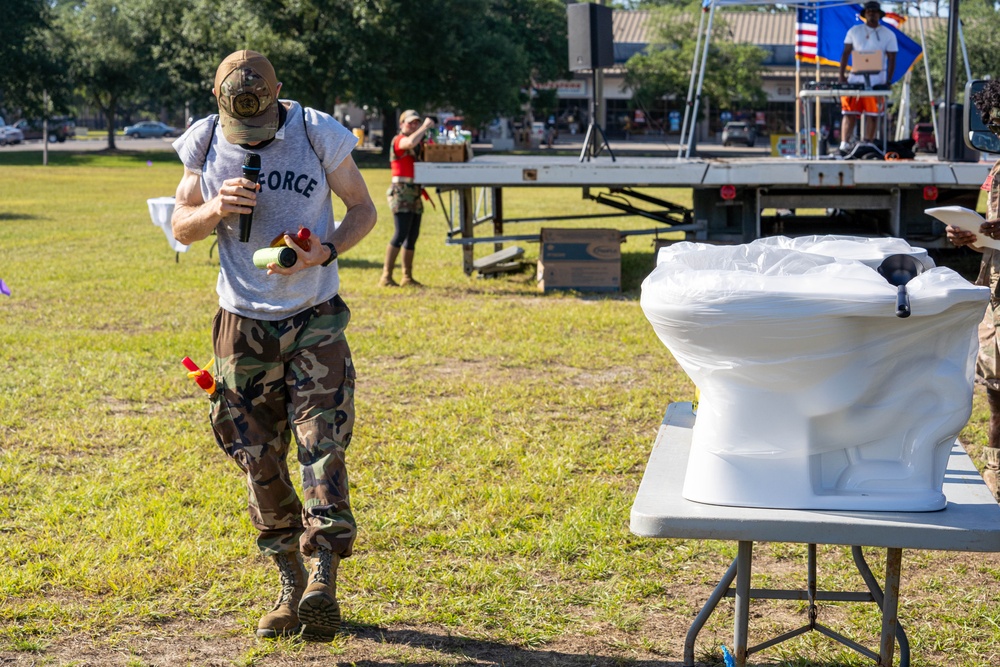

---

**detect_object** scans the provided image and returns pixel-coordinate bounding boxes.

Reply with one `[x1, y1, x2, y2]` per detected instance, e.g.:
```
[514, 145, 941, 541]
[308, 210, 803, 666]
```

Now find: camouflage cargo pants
[978, 298, 1000, 391]
[209, 295, 357, 558]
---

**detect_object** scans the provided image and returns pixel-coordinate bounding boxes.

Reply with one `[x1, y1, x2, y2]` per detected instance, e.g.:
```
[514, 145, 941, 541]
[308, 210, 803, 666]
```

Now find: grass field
[1, 147, 998, 667]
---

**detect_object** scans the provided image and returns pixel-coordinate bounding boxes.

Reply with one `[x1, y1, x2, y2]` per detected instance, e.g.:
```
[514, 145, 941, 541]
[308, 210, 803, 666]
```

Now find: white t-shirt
[173, 101, 357, 320]
[844, 23, 899, 86]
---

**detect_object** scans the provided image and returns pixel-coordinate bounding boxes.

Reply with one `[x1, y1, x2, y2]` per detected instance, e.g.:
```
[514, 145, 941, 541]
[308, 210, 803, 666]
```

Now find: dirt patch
[0, 617, 699, 666]
[9, 547, 995, 667]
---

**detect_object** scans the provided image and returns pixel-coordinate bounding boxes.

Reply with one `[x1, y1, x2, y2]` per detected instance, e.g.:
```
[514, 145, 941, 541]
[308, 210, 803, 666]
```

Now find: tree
[623, 4, 767, 118]
[340, 0, 566, 153]
[13, 0, 566, 153]
[55, 0, 157, 149]
[0, 0, 72, 119]
[207, 0, 354, 114]
[140, 0, 298, 125]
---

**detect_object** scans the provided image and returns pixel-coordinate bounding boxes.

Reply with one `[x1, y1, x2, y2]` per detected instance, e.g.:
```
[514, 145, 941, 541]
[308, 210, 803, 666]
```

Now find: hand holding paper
[925, 205, 1000, 250]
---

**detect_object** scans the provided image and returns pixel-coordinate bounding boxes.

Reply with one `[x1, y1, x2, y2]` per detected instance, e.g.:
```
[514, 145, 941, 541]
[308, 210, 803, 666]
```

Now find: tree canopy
[7, 0, 994, 152]
[623, 5, 768, 114]
[0, 0, 567, 150]
[0, 0, 71, 118]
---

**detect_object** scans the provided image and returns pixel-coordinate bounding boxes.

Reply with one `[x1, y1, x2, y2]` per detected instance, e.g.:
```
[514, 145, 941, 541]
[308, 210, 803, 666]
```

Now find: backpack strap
[301, 106, 324, 171]
[187, 117, 217, 172]
[200, 120, 217, 171]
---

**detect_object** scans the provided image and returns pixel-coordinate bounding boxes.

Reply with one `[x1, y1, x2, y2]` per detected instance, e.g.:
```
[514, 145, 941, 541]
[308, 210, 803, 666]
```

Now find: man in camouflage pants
[170, 50, 377, 639]
[945, 78, 1000, 502]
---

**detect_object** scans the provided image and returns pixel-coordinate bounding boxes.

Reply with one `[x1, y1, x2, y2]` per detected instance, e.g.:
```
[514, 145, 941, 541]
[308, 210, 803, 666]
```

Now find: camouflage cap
[215, 50, 279, 144]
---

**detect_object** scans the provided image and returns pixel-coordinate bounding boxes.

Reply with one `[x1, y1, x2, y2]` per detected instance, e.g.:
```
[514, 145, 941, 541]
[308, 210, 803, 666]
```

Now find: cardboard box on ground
[537, 228, 621, 292]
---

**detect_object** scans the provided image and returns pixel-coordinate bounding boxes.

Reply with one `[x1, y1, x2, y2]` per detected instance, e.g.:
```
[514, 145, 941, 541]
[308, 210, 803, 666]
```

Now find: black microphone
[239, 152, 261, 243]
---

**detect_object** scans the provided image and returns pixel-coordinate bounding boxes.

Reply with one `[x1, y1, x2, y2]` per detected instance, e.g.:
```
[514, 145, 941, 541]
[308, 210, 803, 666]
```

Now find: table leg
[879, 547, 903, 666]
[734, 540, 753, 667]
[684, 558, 738, 667]
[852, 546, 909, 667]
[459, 187, 474, 275]
[684, 557, 739, 667]
[492, 187, 503, 255]
[802, 97, 814, 158]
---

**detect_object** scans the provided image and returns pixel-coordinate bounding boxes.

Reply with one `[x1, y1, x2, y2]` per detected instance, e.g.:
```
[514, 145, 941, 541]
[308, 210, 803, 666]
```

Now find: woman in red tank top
[380, 109, 436, 287]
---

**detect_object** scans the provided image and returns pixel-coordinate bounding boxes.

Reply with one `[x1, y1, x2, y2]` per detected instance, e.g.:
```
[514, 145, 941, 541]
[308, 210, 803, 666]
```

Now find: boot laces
[274, 552, 301, 604]
[314, 549, 334, 585]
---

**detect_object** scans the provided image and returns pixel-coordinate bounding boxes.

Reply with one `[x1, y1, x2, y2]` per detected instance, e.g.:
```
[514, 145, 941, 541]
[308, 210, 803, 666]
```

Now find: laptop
[852, 50, 883, 74]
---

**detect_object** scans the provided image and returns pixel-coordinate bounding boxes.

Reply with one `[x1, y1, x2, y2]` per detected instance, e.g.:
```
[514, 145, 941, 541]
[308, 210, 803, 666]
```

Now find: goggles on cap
[219, 68, 275, 119]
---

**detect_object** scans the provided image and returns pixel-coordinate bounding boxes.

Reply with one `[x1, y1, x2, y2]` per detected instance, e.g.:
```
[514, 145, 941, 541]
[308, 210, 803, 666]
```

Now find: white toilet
[641, 236, 989, 511]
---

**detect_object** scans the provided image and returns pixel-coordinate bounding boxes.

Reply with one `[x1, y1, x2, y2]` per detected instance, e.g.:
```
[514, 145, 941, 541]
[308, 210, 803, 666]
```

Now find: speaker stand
[579, 69, 616, 162]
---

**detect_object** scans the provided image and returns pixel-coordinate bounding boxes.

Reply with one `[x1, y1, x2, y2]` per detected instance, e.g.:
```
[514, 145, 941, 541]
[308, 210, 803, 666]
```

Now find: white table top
[799, 88, 891, 98]
[630, 403, 1000, 552]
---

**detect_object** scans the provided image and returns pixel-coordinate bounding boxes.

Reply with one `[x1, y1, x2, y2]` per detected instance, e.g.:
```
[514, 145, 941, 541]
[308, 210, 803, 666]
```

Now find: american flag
[796, 7, 818, 62]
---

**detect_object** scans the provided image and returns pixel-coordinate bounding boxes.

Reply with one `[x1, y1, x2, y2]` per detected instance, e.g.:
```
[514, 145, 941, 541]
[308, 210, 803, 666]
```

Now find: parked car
[124, 121, 179, 139]
[722, 121, 757, 147]
[14, 117, 76, 143]
[0, 125, 24, 145]
[912, 122, 937, 153]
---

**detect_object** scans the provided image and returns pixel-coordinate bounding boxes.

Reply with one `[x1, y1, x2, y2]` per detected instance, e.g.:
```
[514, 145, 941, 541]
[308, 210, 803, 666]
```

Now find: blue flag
[796, 3, 922, 84]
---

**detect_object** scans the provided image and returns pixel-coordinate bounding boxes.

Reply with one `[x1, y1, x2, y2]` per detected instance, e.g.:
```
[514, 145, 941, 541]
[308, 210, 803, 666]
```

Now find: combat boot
[298, 548, 341, 641]
[984, 447, 1000, 503]
[256, 551, 308, 639]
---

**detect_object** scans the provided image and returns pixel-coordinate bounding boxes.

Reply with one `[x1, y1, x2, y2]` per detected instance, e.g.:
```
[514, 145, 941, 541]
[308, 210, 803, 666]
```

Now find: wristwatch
[321, 242, 338, 267]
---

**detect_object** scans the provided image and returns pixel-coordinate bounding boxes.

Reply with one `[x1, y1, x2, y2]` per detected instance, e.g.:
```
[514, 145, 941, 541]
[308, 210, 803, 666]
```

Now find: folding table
[630, 402, 1000, 666]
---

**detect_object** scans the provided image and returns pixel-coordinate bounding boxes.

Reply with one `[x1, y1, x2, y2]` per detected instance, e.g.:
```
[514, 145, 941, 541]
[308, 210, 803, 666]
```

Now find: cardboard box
[423, 142, 471, 163]
[537, 228, 621, 292]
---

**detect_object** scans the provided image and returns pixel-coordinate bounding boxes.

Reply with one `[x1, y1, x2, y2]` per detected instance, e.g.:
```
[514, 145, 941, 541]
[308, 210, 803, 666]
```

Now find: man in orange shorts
[838, 1, 897, 152]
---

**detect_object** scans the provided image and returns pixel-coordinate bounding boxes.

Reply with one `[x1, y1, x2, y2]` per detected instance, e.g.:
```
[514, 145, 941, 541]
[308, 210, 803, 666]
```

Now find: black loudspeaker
[567, 3, 614, 72]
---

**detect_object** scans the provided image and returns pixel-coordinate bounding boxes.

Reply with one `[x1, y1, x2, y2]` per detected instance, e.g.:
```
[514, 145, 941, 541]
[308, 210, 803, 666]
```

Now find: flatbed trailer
[415, 154, 989, 275]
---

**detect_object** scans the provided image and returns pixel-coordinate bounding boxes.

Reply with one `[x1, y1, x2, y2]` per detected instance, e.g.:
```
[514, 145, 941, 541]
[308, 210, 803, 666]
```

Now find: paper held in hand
[925, 205, 1000, 250]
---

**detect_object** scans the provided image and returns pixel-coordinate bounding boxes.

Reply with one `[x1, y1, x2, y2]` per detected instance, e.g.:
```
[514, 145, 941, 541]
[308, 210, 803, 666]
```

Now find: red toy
[181, 356, 216, 394]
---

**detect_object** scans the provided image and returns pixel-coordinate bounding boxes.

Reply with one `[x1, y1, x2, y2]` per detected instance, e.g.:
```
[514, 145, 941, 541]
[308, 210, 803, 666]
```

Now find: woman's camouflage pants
[209, 295, 357, 558]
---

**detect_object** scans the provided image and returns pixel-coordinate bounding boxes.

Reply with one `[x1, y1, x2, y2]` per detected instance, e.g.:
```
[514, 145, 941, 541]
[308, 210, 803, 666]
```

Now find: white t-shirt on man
[844, 23, 898, 86]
